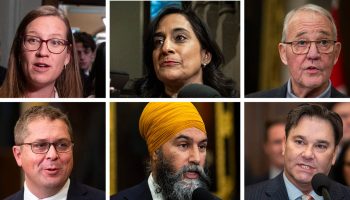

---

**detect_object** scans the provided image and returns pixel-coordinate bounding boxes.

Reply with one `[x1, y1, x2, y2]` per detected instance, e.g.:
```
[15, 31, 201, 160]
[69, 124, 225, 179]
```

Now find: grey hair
[281, 4, 337, 42]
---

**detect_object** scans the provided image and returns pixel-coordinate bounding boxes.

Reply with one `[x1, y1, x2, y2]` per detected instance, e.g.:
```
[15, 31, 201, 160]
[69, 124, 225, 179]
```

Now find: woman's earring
[202, 63, 207, 68]
[64, 64, 67, 70]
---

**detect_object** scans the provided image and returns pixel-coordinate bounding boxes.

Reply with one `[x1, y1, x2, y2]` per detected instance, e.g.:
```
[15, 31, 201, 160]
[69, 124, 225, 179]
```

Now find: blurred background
[110, 102, 240, 200]
[110, 1, 240, 97]
[0, 102, 105, 199]
[245, 0, 350, 96]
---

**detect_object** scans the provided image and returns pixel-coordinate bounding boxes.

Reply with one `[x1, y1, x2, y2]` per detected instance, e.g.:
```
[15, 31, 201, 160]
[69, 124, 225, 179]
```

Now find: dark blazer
[4, 181, 105, 200]
[245, 173, 350, 200]
[246, 82, 348, 98]
[111, 179, 152, 200]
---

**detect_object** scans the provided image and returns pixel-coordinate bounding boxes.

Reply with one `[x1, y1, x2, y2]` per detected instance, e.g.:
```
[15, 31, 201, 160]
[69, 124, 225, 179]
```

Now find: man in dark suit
[246, 4, 346, 98]
[4, 106, 104, 200]
[246, 104, 350, 199]
[111, 103, 220, 200]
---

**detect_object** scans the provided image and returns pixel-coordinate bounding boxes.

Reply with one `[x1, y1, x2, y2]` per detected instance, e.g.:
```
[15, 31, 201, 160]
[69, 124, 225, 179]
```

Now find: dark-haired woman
[135, 7, 236, 97]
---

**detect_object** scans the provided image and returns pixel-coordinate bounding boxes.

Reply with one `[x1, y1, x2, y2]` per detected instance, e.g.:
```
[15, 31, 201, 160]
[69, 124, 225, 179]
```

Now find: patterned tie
[301, 194, 314, 200]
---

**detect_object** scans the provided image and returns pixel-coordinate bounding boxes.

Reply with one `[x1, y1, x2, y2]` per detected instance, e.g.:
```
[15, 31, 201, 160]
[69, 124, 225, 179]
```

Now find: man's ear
[278, 43, 288, 65]
[332, 145, 339, 165]
[282, 136, 286, 156]
[152, 149, 160, 161]
[13, 146, 23, 167]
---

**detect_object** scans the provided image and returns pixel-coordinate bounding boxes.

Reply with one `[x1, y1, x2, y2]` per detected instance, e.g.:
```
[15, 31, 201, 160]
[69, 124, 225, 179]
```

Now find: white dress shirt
[24, 178, 70, 200]
[148, 173, 164, 200]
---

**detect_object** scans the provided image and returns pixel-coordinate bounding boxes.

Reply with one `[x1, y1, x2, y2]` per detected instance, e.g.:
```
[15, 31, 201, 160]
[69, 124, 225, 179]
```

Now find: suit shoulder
[246, 88, 285, 98]
[331, 87, 348, 98]
[331, 181, 350, 196]
[68, 182, 105, 200]
[245, 180, 272, 199]
[112, 180, 151, 200]
[81, 184, 105, 198]
[4, 189, 23, 200]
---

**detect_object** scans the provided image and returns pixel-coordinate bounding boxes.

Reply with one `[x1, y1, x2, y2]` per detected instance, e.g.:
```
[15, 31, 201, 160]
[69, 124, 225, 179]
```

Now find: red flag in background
[330, 0, 347, 94]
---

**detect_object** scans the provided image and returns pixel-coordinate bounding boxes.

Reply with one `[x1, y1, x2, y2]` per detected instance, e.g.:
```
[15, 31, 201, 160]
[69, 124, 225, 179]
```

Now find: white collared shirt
[148, 173, 164, 200]
[24, 178, 70, 200]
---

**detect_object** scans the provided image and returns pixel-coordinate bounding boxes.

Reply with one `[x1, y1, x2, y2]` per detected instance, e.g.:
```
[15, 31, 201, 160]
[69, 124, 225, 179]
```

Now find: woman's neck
[164, 79, 203, 98]
[25, 84, 56, 98]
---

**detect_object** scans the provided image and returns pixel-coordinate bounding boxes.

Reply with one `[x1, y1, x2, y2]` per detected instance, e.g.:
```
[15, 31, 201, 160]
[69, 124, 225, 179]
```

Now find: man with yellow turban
[113, 102, 218, 200]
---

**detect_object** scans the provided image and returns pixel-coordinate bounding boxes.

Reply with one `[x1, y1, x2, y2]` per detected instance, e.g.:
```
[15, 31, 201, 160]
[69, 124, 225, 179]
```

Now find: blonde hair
[0, 5, 82, 97]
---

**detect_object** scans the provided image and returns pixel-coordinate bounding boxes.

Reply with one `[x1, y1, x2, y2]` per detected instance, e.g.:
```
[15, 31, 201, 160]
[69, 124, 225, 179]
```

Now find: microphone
[178, 84, 221, 98]
[311, 173, 332, 200]
[192, 187, 220, 200]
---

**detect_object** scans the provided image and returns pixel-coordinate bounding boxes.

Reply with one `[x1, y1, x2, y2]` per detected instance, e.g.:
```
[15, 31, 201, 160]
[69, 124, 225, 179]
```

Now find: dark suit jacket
[245, 173, 350, 200]
[4, 181, 105, 200]
[246, 82, 348, 98]
[111, 179, 152, 200]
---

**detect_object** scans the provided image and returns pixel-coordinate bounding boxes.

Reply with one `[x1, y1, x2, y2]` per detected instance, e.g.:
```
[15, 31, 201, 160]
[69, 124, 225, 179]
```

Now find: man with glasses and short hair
[247, 4, 346, 98]
[5, 105, 104, 200]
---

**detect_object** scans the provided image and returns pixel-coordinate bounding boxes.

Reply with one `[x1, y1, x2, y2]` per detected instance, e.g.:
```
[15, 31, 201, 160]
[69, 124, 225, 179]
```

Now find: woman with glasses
[0, 5, 82, 98]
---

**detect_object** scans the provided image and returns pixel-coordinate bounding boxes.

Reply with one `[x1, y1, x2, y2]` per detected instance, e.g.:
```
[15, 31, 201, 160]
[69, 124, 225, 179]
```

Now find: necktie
[301, 194, 314, 200]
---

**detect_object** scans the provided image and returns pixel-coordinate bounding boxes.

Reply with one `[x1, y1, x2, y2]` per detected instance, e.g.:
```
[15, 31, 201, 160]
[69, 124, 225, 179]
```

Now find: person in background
[246, 119, 286, 185]
[73, 32, 96, 97]
[331, 103, 350, 144]
[330, 141, 350, 186]
[0, 5, 82, 98]
[91, 42, 105, 98]
[134, 7, 236, 97]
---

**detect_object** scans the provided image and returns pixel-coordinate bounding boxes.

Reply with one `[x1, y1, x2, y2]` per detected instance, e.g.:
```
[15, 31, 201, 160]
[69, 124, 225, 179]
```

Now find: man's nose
[301, 144, 315, 159]
[45, 144, 59, 160]
[306, 42, 321, 60]
[189, 147, 200, 165]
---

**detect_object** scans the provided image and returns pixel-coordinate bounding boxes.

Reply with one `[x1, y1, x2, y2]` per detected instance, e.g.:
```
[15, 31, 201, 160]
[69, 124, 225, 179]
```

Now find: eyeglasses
[283, 40, 336, 55]
[18, 140, 74, 154]
[23, 35, 70, 54]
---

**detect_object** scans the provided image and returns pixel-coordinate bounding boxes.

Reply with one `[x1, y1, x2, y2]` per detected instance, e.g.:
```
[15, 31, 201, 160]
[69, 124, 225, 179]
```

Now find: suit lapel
[264, 173, 289, 200]
[67, 181, 88, 200]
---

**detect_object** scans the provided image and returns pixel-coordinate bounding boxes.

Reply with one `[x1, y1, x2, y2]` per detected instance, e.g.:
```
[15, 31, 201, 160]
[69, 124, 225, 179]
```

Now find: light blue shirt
[283, 172, 323, 200]
[286, 79, 331, 98]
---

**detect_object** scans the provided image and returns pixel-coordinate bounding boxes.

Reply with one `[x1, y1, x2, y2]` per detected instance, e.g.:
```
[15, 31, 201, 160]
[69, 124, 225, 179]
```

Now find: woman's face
[343, 148, 350, 185]
[22, 16, 70, 89]
[152, 13, 211, 90]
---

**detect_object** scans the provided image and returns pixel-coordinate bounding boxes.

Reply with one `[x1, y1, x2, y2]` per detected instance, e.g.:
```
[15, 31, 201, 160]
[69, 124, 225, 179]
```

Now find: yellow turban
[139, 102, 206, 154]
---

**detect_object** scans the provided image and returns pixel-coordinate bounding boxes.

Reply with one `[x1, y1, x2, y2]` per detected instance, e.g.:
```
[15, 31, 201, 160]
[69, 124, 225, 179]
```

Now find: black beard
[154, 152, 210, 200]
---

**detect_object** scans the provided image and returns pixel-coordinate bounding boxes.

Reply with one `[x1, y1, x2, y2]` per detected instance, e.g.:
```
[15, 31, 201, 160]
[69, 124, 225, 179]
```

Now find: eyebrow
[154, 27, 191, 37]
[26, 31, 66, 39]
[292, 135, 331, 145]
[174, 134, 208, 144]
[294, 30, 331, 39]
